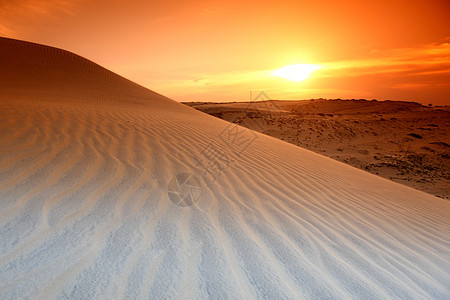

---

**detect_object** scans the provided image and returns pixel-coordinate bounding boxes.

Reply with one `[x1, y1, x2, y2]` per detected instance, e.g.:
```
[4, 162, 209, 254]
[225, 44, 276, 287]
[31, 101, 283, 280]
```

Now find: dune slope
[0, 37, 449, 299]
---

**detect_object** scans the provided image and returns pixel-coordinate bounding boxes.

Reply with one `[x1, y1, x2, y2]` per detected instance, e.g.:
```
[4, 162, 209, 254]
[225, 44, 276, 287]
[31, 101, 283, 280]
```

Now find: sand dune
[0, 37, 449, 299]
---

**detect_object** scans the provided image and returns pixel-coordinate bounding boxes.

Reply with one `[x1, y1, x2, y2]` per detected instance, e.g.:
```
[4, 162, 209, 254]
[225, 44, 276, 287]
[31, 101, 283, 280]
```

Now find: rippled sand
[1, 37, 449, 299]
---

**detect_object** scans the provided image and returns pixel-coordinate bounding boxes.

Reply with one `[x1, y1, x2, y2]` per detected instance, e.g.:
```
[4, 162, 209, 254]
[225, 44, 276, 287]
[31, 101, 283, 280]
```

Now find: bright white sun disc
[272, 64, 320, 81]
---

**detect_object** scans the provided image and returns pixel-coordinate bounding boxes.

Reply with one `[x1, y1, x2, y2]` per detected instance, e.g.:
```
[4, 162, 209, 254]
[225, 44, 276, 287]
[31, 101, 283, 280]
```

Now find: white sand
[0, 37, 449, 299]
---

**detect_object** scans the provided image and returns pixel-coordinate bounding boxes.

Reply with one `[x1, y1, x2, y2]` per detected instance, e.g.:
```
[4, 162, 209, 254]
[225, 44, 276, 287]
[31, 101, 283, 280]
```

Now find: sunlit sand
[0, 37, 449, 299]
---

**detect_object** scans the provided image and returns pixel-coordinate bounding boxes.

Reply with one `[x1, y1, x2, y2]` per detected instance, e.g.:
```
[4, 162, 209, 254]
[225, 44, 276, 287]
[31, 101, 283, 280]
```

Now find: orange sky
[1, 0, 449, 105]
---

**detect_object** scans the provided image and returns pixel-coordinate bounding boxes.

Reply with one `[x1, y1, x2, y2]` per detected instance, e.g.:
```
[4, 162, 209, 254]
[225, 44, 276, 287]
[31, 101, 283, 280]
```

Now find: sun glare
[272, 64, 320, 82]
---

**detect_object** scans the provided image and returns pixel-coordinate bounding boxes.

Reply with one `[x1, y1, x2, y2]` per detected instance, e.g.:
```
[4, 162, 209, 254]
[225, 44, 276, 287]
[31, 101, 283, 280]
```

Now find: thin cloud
[0, 0, 84, 36]
[319, 41, 450, 78]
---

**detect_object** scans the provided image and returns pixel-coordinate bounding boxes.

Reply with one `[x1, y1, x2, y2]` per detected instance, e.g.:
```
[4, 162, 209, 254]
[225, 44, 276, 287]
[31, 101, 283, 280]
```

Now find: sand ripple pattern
[0, 37, 449, 299]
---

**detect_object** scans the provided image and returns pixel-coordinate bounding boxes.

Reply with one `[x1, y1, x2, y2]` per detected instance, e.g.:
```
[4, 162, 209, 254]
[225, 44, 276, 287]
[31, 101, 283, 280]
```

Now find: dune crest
[0, 37, 449, 299]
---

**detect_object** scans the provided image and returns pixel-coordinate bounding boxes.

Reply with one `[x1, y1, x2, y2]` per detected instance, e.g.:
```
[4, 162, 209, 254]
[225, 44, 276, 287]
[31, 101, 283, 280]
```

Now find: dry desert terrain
[185, 99, 450, 199]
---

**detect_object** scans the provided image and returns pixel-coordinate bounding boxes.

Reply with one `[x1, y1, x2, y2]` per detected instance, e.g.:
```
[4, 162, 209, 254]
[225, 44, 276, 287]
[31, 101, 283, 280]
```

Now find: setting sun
[272, 64, 320, 82]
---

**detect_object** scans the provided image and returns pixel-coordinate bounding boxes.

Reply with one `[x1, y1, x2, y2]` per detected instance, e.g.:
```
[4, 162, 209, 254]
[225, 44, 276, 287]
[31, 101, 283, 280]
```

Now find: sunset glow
[0, 0, 448, 105]
[273, 64, 320, 82]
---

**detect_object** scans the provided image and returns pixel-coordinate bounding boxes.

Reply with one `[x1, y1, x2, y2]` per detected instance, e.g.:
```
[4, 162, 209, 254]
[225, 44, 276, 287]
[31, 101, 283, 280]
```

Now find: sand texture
[1, 37, 449, 299]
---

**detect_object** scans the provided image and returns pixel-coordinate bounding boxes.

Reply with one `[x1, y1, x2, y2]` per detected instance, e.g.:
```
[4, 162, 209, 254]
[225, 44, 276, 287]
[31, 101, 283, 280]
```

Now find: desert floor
[185, 99, 450, 199]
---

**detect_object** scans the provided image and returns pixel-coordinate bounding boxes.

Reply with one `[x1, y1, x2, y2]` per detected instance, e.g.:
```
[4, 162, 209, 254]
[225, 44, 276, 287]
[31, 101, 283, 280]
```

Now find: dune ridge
[0, 37, 449, 299]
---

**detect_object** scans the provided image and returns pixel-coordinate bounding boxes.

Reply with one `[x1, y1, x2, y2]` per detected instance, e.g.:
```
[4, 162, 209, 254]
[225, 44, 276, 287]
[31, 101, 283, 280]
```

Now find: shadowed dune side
[0, 38, 449, 299]
[0, 37, 177, 109]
